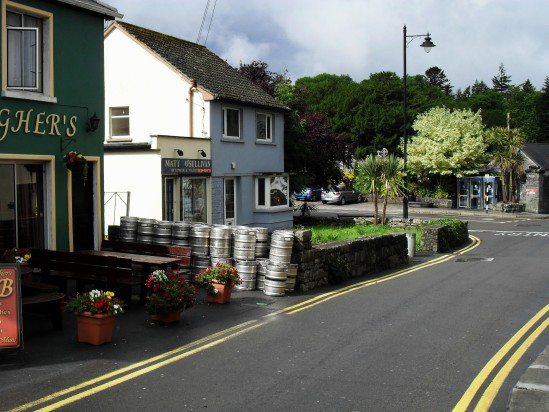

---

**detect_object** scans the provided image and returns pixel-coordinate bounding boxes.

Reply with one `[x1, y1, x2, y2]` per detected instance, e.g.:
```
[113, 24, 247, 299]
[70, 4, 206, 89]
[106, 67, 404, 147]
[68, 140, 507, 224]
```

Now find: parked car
[321, 185, 363, 205]
[294, 187, 323, 202]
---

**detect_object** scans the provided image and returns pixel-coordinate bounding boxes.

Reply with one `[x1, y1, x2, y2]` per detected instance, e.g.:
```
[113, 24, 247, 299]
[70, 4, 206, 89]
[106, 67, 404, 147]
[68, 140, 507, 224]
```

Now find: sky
[104, 0, 549, 92]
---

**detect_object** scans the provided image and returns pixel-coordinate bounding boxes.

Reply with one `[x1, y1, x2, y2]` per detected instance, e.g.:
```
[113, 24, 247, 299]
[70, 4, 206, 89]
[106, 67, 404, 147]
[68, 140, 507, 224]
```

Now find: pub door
[71, 163, 95, 251]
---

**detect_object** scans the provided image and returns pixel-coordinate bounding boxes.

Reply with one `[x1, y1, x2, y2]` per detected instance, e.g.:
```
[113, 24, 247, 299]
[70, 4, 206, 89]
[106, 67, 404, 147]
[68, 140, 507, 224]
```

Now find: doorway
[70, 161, 96, 251]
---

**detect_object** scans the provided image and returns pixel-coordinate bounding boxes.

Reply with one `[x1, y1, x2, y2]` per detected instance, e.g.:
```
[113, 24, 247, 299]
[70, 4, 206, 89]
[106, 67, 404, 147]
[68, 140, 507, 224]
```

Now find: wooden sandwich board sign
[0, 264, 23, 363]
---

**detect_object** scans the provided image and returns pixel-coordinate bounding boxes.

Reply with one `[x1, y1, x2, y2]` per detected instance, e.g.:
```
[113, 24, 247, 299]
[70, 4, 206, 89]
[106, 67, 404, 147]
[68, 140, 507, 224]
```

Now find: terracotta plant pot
[151, 309, 182, 323]
[76, 312, 115, 345]
[206, 283, 233, 304]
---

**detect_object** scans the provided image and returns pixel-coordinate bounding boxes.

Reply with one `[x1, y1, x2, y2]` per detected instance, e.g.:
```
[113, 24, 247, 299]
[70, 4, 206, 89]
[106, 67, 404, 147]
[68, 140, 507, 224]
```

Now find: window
[256, 175, 289, 208]
[256, 113, 272, 141]
[0, 162, 46, 250]
[3, 5, 54, 101]
[110, 107, 130, 139]
[224, 178, 236, 225]
[222, 107, 240, 139]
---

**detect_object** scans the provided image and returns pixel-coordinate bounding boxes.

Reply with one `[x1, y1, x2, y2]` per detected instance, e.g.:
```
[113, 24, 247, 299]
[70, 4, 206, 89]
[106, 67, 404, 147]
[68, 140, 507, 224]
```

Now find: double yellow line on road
[453, 305, 549, 411]
[12, 236, 484, 411]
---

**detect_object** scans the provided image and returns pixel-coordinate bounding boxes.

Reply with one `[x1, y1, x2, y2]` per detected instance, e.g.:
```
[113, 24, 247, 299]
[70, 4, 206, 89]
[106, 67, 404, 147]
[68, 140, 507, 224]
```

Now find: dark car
[321, 185, 363, 205]
[294, 187, 322, 202]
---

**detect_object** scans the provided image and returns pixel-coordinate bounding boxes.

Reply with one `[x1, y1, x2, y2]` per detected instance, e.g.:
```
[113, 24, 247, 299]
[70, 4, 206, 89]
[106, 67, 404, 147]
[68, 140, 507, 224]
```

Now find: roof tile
[115, 21, 288, 111]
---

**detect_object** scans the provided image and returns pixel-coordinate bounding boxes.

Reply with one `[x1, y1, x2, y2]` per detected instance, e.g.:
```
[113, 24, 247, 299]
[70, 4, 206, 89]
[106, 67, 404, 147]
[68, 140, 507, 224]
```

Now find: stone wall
[292, 230, 408, 292]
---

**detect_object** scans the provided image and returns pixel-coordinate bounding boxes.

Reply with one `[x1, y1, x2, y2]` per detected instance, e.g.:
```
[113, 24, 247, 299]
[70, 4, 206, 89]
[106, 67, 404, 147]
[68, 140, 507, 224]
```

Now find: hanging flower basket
[63, 151, 88, 174]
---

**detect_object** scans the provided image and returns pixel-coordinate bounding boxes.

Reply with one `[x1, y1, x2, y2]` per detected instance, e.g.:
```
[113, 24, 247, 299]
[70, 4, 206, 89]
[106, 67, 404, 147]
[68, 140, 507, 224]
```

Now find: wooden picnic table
[80, 250, 182, 267]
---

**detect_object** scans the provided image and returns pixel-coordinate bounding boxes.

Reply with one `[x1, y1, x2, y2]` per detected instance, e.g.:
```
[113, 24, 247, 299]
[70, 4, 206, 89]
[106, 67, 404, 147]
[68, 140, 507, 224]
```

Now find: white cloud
[107, 0, 549, 90]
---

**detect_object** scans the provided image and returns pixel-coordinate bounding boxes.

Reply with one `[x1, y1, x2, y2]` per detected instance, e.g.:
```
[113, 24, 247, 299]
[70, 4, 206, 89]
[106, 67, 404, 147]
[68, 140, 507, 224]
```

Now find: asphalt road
[1, 205, 548, 411]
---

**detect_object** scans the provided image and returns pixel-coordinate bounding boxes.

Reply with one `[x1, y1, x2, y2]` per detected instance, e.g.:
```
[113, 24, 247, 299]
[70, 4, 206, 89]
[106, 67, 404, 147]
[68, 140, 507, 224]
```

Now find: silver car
[321, 185, 363, 205]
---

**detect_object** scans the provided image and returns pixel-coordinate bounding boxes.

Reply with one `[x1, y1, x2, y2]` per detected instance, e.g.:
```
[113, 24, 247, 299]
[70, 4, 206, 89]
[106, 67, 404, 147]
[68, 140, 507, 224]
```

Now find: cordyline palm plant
[355, 155, 382, 224]
[355, 153, 404, 225]
[380, 154, 404, 224]
[485, 127, 525, 203]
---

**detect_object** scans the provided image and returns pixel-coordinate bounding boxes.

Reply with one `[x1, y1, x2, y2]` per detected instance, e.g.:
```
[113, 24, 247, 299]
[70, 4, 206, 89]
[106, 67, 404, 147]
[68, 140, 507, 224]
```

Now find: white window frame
[2, 2, 55, 103]
[222, 107, 241, 139]
[256, 112, 272, 142]
[255, 174, 289, 209]
[109, 106, 131, 141]
[224, 178, 236, 225]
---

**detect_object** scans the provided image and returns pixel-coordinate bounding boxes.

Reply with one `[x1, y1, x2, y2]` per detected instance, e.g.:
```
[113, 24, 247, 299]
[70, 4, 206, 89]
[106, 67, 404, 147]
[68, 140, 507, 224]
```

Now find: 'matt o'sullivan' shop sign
[0, 264, 22, 349]
[162, 158, 212, 176]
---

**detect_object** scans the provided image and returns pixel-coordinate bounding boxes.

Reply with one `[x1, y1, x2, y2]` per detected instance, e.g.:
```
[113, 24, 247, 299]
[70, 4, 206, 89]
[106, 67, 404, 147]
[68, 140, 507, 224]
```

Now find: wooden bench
[31, 249, 137, 294]
[22, 292, 66, 330]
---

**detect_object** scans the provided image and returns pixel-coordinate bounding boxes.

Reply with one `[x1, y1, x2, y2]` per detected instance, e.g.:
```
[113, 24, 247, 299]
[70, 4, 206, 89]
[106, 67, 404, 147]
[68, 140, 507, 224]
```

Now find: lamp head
[420, 34, 435, 53]
[198, 149, 207, 158]
[88, 112, 100, 132]
[174, 149, 184, 156]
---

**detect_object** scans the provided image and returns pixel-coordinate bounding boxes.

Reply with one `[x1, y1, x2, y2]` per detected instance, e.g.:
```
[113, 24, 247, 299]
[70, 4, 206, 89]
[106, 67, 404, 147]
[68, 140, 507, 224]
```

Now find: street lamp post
[402, 25, 435, 219]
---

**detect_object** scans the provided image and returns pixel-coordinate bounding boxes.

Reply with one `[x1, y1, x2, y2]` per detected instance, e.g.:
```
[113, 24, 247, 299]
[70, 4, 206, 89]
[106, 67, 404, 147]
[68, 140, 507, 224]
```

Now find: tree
[492, 63, 512, 94]
[238, 60, 290, 97]
[407, 107, 487, 181]
[505, 81, 540, 142]
[425, 66, 453, 95]
[485, 127, 526, 202]
[538, 76, 549, 143]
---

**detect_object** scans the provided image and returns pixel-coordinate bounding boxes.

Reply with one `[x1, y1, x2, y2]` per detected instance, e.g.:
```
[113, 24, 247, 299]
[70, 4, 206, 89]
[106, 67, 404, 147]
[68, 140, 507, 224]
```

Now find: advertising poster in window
[0, 264, 22, 349]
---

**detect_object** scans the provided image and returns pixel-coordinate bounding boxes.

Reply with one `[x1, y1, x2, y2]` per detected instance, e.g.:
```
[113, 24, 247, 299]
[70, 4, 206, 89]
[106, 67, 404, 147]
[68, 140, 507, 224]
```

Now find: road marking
[474, 319, 549, 411]
[452, 305, 549, 412]
[469, 229, 549, 237]
[9, 237, 481, 411]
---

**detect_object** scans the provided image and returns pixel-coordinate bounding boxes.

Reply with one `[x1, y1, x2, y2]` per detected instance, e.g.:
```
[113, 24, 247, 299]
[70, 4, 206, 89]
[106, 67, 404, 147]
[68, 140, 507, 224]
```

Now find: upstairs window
[222, 107, 240, 139]
[7, 11, 40, 91]
[4, 5, 54, 101]
[256, 113, 272, 142]
[110, 107, 130, 139]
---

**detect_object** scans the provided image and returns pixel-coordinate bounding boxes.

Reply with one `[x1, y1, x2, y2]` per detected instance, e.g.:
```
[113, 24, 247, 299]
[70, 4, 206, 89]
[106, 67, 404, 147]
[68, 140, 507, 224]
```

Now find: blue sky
[105, 0, 549, 92]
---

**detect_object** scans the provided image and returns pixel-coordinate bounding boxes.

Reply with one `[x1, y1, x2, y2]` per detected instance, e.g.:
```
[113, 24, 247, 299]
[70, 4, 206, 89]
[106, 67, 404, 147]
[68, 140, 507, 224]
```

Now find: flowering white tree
[407, 107, 487, 178]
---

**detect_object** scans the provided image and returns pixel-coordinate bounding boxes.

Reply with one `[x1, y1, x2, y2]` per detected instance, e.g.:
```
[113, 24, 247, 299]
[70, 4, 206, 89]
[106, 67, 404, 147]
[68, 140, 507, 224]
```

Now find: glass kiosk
[457, 176, 497, 210]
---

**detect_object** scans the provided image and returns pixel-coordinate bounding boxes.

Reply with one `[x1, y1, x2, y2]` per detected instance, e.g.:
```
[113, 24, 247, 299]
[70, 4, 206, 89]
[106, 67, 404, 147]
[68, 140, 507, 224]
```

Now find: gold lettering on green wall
[0, 108, 10, 142]
[0, 108, 81, 141]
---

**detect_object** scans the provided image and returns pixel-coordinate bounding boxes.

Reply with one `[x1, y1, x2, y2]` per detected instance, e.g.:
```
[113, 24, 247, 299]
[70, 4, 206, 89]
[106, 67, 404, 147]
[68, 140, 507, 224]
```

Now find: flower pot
[206, 283, 233, 304]
[151, 309, 182, 323]
[76, 312, 116, 345]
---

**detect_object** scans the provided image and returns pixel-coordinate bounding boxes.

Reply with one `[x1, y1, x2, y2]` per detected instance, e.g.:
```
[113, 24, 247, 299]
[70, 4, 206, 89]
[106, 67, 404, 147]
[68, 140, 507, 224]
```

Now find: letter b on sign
[0, 278, 14, 297]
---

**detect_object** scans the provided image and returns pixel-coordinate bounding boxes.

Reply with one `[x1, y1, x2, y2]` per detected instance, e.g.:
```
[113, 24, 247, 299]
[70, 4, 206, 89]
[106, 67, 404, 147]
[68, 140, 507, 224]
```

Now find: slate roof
[113, 21, 288, 112]
[521, 143, 549, 170]
[57, 0, 122, 18]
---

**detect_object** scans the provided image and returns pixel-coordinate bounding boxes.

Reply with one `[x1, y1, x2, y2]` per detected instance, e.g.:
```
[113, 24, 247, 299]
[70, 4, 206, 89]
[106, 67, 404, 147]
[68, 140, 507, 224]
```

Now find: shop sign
[0, 108, 78, 142]
[0, 264, 22, 349]
[162, 158, 212, 176]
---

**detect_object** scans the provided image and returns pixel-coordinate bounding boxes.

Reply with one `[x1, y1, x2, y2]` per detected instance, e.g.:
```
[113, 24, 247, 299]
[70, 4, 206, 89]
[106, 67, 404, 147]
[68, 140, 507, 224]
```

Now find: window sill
[2, 90, 57, 104]
[255, 140, 275, 146]
[221, 137, 244, 143]
[107, 138, 133, 143]
[254, 206, 292, 212]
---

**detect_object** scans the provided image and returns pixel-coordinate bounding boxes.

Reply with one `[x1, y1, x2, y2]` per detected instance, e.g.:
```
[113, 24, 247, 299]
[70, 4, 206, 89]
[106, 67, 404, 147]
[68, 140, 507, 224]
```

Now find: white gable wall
[104, 27, 197, 141]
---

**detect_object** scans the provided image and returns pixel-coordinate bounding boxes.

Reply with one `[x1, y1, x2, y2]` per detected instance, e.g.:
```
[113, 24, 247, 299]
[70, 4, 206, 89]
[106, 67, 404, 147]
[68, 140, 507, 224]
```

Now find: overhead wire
[203, 0, 218, 46]
[196, 0, 210, 43]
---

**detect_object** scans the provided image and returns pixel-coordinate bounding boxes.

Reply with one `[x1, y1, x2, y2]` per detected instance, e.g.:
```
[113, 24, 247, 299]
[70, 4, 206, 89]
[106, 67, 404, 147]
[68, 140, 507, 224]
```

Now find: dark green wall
[0, 0, 109, 250]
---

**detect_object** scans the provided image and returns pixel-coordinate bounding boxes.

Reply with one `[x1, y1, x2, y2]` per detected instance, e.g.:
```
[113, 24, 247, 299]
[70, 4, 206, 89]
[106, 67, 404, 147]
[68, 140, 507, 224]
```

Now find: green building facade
[0, 0, 121, 252]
